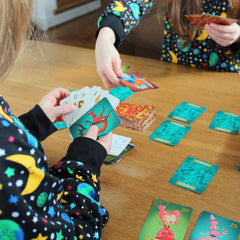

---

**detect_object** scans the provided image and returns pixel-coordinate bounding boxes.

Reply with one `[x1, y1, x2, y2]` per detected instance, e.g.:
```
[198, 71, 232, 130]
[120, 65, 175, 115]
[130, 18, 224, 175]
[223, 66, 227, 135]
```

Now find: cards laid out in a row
[138, 198, 240, 240]
[60, 86, 121, 140]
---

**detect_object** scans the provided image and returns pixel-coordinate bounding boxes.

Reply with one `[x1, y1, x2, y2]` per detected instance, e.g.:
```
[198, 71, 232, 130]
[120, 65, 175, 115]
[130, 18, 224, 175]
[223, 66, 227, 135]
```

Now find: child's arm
[19, 88, 74, 141]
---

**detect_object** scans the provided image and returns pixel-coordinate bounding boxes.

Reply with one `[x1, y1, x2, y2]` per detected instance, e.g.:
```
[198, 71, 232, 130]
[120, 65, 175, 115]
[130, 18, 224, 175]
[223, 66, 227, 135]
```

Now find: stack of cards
[185, 14, 238, 28]
[116, 102, 156, 132]
[119, 72, 158, 92]
[60, 86, 121, 140]
[138, 199, 193, 240]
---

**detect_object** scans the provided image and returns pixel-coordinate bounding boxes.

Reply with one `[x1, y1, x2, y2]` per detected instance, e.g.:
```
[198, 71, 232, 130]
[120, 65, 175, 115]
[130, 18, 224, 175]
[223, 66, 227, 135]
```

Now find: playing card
[108, 134, 132, 156]
[168, 102, 206, 123]
[209, 110, 240, 134]
[109, 86, 134, 102]
[169, 156, 219, 193]
[119, 72, 158, 92]
[104, 143, 135, 164]
[189, 211, 240, 239]
[138, 199, 193, 240]
[69, 98, 121, 140]
[185, 14, 238, 29]
[149, 120, 191, 146]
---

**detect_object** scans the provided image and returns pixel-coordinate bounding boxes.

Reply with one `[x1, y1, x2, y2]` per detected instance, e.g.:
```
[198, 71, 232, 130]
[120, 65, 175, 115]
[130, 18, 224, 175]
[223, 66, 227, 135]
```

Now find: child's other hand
[38, 88, 75, 123]
[205, 23, 240, 46]
[84, 125, 112, 153]
[95, 27, 125, 89]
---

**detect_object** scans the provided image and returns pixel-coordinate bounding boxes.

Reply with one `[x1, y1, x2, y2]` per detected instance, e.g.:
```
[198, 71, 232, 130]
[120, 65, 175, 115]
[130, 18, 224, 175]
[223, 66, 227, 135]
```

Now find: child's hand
[95, 27, 125, 89]
[38, 88, 75, 123]
[205, 23, 240, 46]
[84, 125, 112, 153]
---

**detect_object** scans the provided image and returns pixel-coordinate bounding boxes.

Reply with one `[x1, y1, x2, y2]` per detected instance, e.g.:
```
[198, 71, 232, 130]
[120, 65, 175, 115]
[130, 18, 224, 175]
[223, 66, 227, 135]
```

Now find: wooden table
[1, 41, 240, 239]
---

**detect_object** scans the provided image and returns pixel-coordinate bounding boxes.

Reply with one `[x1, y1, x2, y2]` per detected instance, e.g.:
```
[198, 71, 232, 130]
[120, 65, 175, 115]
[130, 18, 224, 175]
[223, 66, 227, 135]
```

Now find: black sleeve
[18, 104, 57, 141]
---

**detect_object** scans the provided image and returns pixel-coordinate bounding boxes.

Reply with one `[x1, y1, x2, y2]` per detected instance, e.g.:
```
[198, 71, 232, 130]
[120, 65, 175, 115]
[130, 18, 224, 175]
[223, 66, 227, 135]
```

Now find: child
[95, 0, 240, 88]
[0, 1, 112, 239]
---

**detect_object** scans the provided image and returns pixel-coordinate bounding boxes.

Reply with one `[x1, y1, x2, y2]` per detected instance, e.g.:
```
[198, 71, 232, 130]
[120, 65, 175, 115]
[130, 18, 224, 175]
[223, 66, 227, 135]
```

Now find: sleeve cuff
[61, 137, 107, 177]
[19, 105, 57, 141]
[96, 15, 126, 47]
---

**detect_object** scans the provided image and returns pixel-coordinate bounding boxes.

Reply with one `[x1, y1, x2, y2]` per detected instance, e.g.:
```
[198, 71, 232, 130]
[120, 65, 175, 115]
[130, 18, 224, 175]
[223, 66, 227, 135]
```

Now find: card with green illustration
[169, 156, 219, 194]
[138, 199, 193, 240]
[168, 101, 206, 123]
[149, 120, 191, 146]
[69, 98, 121, 140]
[189, 211, 240, 239]
[209, 110, 240, 134]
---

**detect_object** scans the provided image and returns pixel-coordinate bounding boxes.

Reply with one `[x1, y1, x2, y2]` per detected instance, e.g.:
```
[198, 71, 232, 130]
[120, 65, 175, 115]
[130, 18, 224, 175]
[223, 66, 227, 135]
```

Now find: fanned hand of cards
[115, 102, 156, 132]
[60, 86, 121, 140]
[119, 72, 158, 92]
[185, 13, 238, 29]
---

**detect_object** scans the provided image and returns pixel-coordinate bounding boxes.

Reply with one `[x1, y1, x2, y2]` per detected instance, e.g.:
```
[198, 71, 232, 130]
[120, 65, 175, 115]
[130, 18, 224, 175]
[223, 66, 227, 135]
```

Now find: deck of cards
[60, 86, 121, 140]
[115, 102, 156, 132]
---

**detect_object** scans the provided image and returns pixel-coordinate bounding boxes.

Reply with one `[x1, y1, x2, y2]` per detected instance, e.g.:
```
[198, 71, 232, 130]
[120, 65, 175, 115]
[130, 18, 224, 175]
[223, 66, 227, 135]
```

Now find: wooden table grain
[1, 41, 240, 240]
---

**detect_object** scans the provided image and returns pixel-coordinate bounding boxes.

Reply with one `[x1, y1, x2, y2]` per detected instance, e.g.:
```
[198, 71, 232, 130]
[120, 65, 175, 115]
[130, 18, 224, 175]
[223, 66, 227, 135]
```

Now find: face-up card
[189, 211, 240, 240]
[104, 143, 135, 164]
[169, 156, 219, 194]
[168, 102, 206, 123]
[69, 98, 121, 140]
[109, 86, 134, 102]
[149, 120, 191, 146]
[119, 72, 158, 92]
[108, 134, 132, 156]
[138, 199, 193, 240]
[185, 14, 238, 29]
[209, 110, 240, 134]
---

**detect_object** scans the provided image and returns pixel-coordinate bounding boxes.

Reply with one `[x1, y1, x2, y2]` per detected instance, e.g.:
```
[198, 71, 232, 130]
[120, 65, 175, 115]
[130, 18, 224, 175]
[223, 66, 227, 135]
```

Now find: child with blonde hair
[0, 1, 111, 239]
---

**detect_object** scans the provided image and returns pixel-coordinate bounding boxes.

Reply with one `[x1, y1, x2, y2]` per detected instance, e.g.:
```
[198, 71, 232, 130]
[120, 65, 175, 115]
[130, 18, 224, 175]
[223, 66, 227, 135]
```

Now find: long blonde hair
[0, 0, 33, 80]
[167, 0, 240, 41]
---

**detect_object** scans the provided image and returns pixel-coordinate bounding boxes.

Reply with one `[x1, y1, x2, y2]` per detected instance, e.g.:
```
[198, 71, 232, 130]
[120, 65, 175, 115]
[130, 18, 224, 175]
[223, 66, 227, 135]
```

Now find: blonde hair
[167, 0, 240, 41]
[0, 0, 33, 80]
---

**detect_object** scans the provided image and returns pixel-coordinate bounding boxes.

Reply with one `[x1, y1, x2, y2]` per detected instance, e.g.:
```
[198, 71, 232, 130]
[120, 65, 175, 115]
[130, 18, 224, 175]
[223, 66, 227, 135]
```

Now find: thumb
[85, 125, 99, 140]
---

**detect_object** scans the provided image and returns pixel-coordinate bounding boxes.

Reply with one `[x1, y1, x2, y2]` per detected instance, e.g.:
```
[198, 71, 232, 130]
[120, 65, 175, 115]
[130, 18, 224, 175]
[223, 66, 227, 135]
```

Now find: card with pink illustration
[138, 199, 193, 240]
[189, 211, 240, 240]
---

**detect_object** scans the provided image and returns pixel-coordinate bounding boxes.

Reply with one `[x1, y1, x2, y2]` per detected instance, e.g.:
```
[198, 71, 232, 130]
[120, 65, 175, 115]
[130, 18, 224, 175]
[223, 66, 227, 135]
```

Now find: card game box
[115, 102, 156, 132]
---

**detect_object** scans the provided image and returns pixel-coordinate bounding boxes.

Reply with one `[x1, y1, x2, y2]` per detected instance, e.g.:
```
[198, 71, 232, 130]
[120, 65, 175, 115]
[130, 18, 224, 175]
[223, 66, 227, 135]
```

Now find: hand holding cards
[60, 86, 121, 140]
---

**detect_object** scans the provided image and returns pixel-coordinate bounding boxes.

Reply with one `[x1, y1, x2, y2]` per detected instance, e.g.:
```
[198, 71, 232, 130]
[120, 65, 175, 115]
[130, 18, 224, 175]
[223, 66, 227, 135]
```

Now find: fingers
[98, 132, 112, 153]
[84, 125, 99, 140]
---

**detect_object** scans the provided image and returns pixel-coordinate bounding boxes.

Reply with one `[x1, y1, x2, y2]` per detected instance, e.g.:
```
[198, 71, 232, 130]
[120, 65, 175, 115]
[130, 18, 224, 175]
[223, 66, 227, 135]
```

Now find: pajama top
[0, 95, 109, 239]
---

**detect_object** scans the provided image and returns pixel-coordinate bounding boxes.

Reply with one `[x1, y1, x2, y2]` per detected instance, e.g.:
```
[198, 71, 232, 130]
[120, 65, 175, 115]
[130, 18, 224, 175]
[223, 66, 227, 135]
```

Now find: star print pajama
[0, 96, 109, 239]
[97, 0, 240, 73]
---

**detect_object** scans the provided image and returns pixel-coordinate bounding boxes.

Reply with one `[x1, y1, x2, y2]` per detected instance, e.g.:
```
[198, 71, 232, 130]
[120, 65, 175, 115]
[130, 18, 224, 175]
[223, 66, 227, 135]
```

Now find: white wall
[32, 0, 101, 30]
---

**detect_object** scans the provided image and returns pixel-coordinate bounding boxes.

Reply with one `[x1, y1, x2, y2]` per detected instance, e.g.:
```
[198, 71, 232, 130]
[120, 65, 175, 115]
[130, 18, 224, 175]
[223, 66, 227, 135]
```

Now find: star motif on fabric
[31, 233, 48, 240]
[0, 148, 5, 157]
[70, 202, 76, 209]
[56, 230, 64, 240]
[93, 232, 99, 239]
[91, 174, 98, 183]
[48, 206, 55, 217]
[0, 183, 3, 190]
[5, 167, 15, 178]
[76, 175, 84, 181]
[9, 195, 19, 204]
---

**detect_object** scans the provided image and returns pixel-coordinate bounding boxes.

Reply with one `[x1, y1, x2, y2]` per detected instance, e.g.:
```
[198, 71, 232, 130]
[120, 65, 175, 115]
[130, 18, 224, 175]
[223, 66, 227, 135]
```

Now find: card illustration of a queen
[138, 199, 193, 240]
